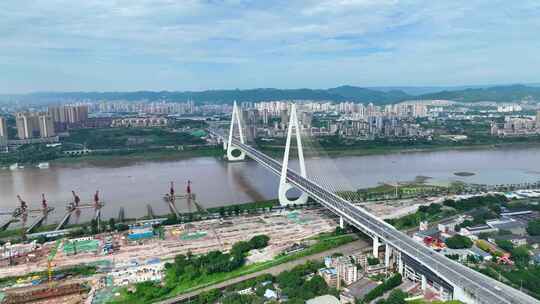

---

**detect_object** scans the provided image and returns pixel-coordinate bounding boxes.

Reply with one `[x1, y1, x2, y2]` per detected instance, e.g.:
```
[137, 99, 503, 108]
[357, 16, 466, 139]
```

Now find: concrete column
[421, 274, 427, 291]
[397, 253, 404, 275]
[339, 216, 344, 229]
[372, 235, 379, 257]
[385, 243, 391, 267]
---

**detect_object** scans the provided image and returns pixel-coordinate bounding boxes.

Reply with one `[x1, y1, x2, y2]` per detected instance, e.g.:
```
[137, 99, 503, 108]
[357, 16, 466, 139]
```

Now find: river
[1, 146, 540, 224]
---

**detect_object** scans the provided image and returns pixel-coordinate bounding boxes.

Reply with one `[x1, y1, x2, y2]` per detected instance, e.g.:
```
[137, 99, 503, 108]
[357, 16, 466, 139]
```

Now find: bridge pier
[397, 252, 404, 275]
[278, 104, 308, 206]
[226, 101, 246, 161]
[372, 235, 380, 257]
[421, 274, 427, 291]
[339, 216, 344, 229]
[384, 243, 391, 268]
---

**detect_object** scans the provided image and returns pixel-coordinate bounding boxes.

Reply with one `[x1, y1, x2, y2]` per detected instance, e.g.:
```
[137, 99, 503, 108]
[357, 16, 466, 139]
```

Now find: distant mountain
[1, 84, 539, 105]
[327, 85, 409, 104]
[0, 87, 413, 105]
[366, 85, 496, 95]
[417, 84, 540, 103]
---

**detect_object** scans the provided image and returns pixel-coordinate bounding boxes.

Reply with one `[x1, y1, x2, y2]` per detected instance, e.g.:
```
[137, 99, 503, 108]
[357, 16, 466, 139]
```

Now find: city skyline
[1, 1, 539, 93]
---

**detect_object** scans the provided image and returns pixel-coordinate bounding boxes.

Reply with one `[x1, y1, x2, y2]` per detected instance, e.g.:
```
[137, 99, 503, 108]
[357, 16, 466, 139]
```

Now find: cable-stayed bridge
[210, 102, 539, 304]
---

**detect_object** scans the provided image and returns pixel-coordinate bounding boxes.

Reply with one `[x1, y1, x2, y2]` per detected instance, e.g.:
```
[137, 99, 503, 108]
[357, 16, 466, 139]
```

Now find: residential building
[459, 225, 498, 238]
[15, 112, 55, 139]
[438, 216, 465, 234]
[319, 268, 338, 287]
[336, 258, 358, 286]
[49, 104, 89, 124]
[0, 116, 7, 149]
[38, 114, 55, 138]
[16, 112, 39, 139]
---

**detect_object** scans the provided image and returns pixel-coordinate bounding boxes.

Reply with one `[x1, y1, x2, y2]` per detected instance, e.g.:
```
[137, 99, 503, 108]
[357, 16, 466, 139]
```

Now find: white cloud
[0, 0, 538, 92]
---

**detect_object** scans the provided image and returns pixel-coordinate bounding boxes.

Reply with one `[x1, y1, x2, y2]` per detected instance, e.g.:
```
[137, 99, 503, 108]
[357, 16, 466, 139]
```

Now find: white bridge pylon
[226, 101, 246, 161]
[278, 104, 309, 206]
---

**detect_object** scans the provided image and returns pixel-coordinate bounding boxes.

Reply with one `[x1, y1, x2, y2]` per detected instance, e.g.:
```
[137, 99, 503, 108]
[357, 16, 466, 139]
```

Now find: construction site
[0, 180, 340, 303]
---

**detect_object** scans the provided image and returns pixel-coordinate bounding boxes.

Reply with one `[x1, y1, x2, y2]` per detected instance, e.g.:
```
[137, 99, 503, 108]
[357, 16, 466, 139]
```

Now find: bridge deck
[225, 134, 538, 304]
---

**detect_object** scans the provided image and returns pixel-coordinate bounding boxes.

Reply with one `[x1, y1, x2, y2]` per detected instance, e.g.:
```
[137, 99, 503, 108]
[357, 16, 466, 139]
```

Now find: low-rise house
[488, 234, 528, 247]
[438, 217, 465, 233]
[486, 219, 527, 236]
[319, 268, 338, 288]
[110, 262, 165, 286]
[413, 227, 440, 243]
[263, 289, 277, 300]
[459, 225, 498, 238]
[440, 245, 492, 262]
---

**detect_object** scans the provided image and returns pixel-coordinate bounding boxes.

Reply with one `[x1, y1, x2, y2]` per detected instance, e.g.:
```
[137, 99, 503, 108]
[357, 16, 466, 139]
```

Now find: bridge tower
[226, 101, 246, 161]
[278, 104, 309, 206]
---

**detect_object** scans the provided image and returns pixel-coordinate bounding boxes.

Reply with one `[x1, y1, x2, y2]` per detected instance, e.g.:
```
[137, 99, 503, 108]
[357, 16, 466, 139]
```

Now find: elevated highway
[219, 132, 538, 304]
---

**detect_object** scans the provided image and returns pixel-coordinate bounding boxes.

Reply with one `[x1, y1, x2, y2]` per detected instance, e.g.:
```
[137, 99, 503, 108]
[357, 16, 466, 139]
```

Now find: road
[157, 239, 369, 304]
[226, 136, 539, 304]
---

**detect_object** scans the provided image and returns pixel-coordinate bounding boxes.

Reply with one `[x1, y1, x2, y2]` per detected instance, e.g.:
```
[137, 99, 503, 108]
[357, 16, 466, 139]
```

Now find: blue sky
[1, 0, 539, 93]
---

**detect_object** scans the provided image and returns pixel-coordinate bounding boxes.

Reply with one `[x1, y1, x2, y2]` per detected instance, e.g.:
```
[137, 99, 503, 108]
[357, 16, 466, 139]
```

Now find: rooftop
[306, 295, 341, 304]
[464, 225, 495, 232]
[487, 219, 526, 230]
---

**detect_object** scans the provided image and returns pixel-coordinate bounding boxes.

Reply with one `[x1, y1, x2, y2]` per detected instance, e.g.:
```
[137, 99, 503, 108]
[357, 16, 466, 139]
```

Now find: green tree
[527, 219, 540, 236]
[90, 219, 98, 235]
[195, 289, 221, 304]
[385, 289, 408, 304]
[511, 246, 530, 266]
[495, 239, 514, 252]
[108, 218, 116, 231]
[445, 235, 473, 249]
[248, 235, 270, 249]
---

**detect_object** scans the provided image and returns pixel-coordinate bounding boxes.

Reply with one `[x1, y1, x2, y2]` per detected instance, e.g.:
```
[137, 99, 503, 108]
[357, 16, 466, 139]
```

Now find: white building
[110, 262, 165, 286]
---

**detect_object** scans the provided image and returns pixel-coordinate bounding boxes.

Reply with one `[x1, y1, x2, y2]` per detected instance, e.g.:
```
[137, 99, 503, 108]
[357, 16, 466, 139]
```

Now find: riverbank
[4, 138, 540, 167]
[52, 146, 223, 164]
[0, 199, 293, 242]
[257, 140, 540, 158]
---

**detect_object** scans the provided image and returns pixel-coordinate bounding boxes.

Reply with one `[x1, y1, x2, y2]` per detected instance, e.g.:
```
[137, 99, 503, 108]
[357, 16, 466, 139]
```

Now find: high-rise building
[262, 109, 269, 125]
[38, 114, 55, 138]
[280, 109, 289, 126]
[16, 112, 39, 139]
[48, 106, 67, 123]
[0, 116, 8, 148]
[16, 112, 55, 139]
[48, 104, 89, 124]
